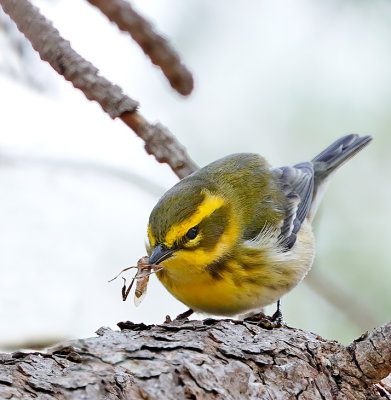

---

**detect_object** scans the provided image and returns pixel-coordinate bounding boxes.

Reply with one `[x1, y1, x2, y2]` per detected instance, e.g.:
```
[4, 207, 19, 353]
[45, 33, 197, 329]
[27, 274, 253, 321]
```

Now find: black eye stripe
[185, 227, 198, 240]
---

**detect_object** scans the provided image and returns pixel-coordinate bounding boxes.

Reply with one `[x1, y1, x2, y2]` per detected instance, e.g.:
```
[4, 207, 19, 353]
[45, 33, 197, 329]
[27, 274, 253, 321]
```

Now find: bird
[146, 134, 372, 323]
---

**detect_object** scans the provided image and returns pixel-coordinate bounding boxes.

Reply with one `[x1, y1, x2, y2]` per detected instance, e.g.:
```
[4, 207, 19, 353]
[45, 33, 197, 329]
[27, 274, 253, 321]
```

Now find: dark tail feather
[312, 134, 372, 184]
[308, 134, 372, 220]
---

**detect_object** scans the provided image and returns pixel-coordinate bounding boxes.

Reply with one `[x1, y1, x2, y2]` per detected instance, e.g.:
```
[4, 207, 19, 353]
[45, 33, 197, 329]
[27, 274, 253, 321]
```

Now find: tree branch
[349, 323, 391, 385]
[120, 111, 198, 178]
[0, 0, 138, 118]
[0, 319, 390, 399]
[85, 0, 194, 96]
[0, 0, 198, 179]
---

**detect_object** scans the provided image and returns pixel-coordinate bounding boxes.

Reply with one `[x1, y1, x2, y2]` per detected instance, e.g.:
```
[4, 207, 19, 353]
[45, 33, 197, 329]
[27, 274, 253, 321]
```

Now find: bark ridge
[0, 319, 390, 399]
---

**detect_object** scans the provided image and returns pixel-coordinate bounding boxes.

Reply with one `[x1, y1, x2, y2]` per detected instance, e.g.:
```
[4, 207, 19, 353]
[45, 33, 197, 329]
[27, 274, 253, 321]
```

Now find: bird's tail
[312, 134, 372, 181]
[309, 134, 372, 220]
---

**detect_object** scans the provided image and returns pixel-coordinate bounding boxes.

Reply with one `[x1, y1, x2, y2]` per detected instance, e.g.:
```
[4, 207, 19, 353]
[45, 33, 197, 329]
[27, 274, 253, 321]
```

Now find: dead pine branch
[0, 0, 198, 179]
[0, 0, 138, 118]
[85, 0, 194, 96]
[121, 111, 198, 178]
[0, 319, 390, 399]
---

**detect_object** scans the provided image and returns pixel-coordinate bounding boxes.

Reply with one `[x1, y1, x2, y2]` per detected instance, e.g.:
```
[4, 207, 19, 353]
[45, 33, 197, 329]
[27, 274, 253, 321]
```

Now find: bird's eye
[186, 227, 198, 240]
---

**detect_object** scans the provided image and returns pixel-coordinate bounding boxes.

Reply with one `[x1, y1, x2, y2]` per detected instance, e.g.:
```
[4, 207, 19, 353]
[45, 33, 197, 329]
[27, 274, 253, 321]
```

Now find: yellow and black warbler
[146, 134, 371, 319]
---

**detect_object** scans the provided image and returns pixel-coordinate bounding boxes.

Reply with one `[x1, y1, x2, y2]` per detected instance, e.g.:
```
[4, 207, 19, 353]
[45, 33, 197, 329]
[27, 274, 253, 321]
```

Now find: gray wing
[272, 162, 314, 250]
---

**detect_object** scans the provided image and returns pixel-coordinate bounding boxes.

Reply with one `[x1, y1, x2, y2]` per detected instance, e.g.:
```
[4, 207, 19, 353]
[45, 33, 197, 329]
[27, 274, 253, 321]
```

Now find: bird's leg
[270, 299, 285, 327]
[244, 300, 285, 329]
[174, 308, 194, 321]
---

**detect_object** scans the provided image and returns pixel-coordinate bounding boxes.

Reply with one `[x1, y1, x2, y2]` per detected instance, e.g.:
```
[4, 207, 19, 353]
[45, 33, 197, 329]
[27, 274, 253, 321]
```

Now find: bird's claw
[244, 311, 285, 329]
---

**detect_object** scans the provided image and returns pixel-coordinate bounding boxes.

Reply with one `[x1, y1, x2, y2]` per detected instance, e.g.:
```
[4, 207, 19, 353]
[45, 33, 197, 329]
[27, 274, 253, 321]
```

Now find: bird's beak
[149, 244, 174, 265]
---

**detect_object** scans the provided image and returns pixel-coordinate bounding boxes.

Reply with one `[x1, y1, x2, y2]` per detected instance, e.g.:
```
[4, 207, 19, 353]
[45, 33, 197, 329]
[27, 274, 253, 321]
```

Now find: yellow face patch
[147, 224, 156, 247]
[164, 191, 225, 248]
[183, 234, 202, 248]
[186, 214, 239, 269]
[157, 212, 239, 284]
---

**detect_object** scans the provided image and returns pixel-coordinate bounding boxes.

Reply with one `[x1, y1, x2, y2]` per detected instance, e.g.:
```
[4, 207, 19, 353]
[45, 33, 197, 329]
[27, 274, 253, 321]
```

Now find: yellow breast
[157, 220, 315, 316]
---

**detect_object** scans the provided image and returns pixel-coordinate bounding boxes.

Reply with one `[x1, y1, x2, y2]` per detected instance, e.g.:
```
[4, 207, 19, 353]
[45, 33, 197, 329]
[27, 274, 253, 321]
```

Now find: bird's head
[146, 178, 239, 273]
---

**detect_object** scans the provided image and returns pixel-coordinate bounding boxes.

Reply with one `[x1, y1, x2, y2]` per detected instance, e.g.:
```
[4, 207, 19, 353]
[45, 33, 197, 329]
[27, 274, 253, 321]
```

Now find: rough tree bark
[0, 318, 390, 399]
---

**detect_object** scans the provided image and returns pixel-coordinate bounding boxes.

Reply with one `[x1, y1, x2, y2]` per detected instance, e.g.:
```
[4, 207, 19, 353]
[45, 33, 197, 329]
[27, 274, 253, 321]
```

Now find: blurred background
[0, 0, 389, 350]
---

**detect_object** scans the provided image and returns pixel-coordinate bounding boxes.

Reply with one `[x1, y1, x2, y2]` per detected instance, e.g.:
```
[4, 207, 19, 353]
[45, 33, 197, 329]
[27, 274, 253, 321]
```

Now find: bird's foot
[244, 311, 285, 329]
[270, 306, 285, 327]
[244, 300, 285, 329]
